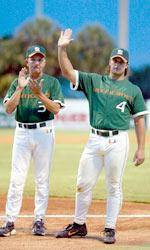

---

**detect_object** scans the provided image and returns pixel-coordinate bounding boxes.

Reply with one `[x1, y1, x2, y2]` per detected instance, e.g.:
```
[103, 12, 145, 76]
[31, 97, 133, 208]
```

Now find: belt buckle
[112, 130, 118, 136]
[101, 131, 109, 137]
[22, 122, 47, 129]
[92, 128, 118, 137]
[23, 123, 37, 129]
[40, 122, 46, 128]
[98, 131, 103, 136]
[30, 124, 37, 129]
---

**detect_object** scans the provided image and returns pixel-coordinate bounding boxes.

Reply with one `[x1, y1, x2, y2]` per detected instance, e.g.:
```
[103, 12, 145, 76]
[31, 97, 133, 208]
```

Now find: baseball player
[56, 29, 148, 244]
[0, 45, 65, 236]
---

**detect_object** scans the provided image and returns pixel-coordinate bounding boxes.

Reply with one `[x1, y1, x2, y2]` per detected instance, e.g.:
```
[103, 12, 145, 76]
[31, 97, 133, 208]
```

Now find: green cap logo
[111, 48, 129, 62]
[25, 45, 46, 58]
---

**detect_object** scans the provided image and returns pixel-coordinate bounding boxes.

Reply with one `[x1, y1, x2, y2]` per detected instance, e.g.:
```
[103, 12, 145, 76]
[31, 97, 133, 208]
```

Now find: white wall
[54, 99, 89, 130]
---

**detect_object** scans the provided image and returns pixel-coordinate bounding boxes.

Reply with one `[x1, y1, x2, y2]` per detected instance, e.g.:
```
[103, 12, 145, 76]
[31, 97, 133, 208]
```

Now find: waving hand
[58, 29, 73, 48]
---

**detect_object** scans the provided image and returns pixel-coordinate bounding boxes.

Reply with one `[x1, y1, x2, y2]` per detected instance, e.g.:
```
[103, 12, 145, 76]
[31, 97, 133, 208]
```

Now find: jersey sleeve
[3, 78, 18, 103]
[70, 70, 93, 98]
[51, 78, 65, 108]
[131, 87, 148, 118]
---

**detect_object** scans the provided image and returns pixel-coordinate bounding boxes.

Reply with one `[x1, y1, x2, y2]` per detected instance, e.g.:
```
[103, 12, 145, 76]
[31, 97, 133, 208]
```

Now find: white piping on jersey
[53, 100, 65, 108]
[70, 70, 79, 90]
[132, 110, 149, 118]
[3, 97, 10, 104]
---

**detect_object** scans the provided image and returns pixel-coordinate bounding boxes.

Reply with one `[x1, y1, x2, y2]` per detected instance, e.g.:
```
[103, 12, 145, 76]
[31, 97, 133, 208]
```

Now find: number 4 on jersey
[116, 101, 127, 113]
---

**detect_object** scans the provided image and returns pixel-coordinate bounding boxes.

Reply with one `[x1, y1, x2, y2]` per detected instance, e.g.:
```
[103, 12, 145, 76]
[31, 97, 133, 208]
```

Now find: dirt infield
[0, 197, 150, 250]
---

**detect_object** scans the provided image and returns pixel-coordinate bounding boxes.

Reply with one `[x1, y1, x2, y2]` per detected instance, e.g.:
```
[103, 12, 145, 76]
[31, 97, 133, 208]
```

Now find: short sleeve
[73, 71, 94, 98]
[132, 88, 148, 118]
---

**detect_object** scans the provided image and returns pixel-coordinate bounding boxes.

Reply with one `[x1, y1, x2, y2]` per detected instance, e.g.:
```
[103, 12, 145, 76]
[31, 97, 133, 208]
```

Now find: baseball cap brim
[28, 52, 46, 58]
[111, 55, 128, 63]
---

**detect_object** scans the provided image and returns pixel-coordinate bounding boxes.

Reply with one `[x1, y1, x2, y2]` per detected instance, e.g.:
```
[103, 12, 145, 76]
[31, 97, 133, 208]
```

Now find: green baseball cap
[110, 48, 129, 62]
[25, 45, 46, 58]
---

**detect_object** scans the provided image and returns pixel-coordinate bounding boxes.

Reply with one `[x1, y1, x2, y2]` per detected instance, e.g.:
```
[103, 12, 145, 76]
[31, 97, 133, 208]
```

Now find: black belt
[18, 122, 46, 129]
[92, 128, 119, 137]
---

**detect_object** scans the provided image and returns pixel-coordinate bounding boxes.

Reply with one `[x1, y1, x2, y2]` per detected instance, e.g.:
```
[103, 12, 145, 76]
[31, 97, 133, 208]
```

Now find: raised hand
[18, 68, 30, 89]
[58, 29, 73, 48]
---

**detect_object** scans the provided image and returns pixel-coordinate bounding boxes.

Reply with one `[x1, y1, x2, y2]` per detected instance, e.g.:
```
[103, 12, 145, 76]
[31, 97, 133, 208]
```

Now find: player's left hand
[133, 149, 145, 166]
[29, 79, 43, 97]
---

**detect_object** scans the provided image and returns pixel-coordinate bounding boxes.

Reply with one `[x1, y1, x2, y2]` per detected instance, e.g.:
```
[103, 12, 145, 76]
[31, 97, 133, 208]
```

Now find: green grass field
[0, 128, 150, 203]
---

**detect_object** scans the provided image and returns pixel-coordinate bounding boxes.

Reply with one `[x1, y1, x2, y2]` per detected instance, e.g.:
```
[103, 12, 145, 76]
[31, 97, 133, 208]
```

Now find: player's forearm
[134, 116, 145, 150]
[58, 46, 76, 84]
[4, 87, 23, 114]
[37, 93, 60, 114]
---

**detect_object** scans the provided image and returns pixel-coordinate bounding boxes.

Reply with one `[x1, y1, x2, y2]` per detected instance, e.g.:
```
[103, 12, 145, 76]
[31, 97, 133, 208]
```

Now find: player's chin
[112, 69, 123, 75]
[33, 68, 41, 73]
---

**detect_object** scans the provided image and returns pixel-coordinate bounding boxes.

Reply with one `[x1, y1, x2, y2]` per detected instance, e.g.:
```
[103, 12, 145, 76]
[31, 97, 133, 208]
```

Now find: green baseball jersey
[76, 71, 147, 130]
[4, 73, 64, 123]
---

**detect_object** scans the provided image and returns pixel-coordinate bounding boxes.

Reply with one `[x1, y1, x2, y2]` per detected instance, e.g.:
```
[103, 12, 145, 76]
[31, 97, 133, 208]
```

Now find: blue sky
[0, 0, 149, 69]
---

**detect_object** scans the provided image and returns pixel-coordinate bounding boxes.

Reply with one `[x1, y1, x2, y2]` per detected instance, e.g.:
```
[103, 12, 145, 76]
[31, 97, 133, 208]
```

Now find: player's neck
[109, 72, 125, 81]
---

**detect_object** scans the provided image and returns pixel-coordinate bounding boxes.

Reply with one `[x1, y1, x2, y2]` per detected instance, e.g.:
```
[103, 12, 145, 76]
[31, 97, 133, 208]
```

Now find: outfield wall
[0, 99, 150, 130]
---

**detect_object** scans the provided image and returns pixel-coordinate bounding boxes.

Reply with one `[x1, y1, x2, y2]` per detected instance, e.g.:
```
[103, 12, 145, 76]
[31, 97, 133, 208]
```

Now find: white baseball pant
[5, 121, 54, 222]
[74, 130, 129, 229]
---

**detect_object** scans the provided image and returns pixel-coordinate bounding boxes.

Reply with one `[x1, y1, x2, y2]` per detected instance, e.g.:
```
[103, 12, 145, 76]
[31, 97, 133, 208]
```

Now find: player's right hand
[133, 149, 145, 166]
[18, 67, 30, 89]
[58, 29, 73, 48]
